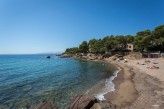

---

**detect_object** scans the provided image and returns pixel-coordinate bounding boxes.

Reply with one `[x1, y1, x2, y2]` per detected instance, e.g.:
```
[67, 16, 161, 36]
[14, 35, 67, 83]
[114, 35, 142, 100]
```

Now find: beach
[104, 58, 164, 109]
[56, 53, 164, 109]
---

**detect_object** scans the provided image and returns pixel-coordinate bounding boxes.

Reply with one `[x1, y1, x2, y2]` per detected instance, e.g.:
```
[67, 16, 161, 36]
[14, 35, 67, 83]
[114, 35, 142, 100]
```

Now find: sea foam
[95, 67, 121, 101]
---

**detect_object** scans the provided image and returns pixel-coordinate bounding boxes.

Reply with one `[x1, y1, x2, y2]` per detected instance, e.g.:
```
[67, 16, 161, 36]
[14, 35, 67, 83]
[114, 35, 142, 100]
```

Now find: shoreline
[73, 56, 138, 107]
[86, 64, 121, 101]
[61, 55, 138, 108]
[34, 55, 164, 109]
[72, 56, 164, 108]
[104, 61, 138, 108]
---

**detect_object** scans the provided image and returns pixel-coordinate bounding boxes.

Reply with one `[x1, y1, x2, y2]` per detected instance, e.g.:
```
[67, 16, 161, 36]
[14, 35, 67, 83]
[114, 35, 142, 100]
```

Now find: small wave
[95, 67, 121, 101]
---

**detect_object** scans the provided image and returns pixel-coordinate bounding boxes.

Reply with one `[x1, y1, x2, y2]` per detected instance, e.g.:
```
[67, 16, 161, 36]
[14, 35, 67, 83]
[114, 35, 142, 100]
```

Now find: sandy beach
[104, 58, 164, 109]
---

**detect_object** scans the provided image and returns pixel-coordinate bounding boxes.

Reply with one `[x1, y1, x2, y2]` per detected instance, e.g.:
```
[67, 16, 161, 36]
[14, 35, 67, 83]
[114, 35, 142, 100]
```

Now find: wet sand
[104, 62, 138, 108]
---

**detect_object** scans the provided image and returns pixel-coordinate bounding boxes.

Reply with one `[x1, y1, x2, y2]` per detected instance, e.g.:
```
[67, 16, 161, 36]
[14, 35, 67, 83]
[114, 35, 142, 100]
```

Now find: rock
[100, 101, 115, 109]
[59, 54, 72, 58]
[46, 56, 51, 59]
[33, 101, 55, 109]
[68, 95, 98, 109]
[90, 103, 101, 109]
[56, 54, 61, 56]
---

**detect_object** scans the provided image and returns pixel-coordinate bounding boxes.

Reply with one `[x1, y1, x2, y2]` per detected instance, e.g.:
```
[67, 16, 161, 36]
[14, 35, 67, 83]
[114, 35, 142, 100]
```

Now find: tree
[65, 47, 80, 54]
[88, 39, 100, 53]
[103, 35, 116, 51]
[64, 24, 164, 54]
[125, 35, 134, 43]
[152, 25, 164, 39]
[79, 41, 88, 53]
[151, 25, 164, 51]
[98, 39, 106, 54]
[115, 35, 127, 50]
[134, 30, 152, 52]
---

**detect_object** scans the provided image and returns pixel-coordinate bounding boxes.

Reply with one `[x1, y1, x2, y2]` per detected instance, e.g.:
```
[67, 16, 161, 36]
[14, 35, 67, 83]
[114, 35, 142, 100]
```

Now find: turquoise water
[0, 54, 116, 109]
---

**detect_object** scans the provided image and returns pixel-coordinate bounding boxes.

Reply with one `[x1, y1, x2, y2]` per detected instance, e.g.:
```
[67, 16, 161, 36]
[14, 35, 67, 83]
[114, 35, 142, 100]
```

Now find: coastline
[86, 64, 121, 101]
[74, 55, 138, 107]
[70, 56, 138, 107]
[69, 54, 164, 109]
[34, 54, 164, 109]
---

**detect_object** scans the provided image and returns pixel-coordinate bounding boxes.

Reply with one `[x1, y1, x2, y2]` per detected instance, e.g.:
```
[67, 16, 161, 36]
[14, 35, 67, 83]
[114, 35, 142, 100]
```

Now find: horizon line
[0, 52, 63, 55]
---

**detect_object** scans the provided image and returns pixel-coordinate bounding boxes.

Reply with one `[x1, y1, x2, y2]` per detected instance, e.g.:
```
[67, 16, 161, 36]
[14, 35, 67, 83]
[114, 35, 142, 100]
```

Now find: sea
[0, 54, 119, 109]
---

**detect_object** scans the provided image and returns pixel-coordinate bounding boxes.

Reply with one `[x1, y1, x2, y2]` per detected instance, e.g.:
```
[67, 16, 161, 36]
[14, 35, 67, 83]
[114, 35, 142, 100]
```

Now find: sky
[0, 0, 164, 54]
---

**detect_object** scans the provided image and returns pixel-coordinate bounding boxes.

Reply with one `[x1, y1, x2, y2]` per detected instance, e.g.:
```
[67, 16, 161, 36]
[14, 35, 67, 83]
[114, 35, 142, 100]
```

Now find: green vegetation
[65, 47, 80, 54]
[65, 25, 164, 54]
[79, 41, 88, 53]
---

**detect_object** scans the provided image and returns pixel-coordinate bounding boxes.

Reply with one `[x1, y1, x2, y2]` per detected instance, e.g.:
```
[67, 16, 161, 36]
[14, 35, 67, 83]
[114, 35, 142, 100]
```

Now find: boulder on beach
[68, 95, 116, 109]
[100, 101, 115, 109]
[68, 95, 98, 109]
[90, 103, 101, 109]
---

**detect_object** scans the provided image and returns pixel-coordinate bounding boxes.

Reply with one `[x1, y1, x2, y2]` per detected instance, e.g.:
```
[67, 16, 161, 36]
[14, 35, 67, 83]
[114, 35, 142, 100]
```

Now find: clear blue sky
[0, 0, 164, 54]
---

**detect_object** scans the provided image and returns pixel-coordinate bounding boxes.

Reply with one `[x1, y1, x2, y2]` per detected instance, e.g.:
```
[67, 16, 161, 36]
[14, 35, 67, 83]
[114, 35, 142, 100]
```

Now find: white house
[127, 44, 134, 51]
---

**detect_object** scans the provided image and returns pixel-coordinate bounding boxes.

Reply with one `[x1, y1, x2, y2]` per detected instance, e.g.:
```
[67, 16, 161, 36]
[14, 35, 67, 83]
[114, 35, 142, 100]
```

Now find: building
[127, 44, 134, 51]
[142, 53, 161, 58]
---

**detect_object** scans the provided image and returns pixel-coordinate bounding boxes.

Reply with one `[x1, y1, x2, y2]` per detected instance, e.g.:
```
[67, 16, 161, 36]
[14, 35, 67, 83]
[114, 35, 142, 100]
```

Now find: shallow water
[0, 54, 116, 109]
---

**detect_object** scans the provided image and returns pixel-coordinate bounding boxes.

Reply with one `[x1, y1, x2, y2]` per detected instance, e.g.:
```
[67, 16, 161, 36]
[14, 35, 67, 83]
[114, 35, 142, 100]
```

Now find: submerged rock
[32, 101, 56, 109]
[46, 56, 51, 59]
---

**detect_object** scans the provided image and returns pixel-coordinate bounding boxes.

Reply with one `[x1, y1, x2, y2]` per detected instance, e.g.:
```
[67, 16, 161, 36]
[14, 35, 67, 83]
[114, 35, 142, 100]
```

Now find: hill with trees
[65, 25, 164, 54]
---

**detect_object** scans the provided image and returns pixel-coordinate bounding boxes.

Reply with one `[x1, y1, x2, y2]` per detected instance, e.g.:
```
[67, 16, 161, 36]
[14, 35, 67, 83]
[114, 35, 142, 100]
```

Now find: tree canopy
[79, 41, 88, 53]
[65, 25, 164, 54]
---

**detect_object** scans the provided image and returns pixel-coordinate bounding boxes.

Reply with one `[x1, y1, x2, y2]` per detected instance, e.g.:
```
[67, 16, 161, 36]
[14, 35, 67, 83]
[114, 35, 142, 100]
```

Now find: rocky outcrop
[32, 101, 56, 109]
[68, 95, 115, 109]
[59, 53, 106, 61]
[59, 54, 73, 58]
[90, 103, 101, 109]
[77, 53, 105, 61]
[69, 95, 97, 109]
